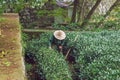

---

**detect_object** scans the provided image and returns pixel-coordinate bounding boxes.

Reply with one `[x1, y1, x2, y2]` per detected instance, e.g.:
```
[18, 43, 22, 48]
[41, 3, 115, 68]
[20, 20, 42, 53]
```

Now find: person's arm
[58, 39, 66, 51]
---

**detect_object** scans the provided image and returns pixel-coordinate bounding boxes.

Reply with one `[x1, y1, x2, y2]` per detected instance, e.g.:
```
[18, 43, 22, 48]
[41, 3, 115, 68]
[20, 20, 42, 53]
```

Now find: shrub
[52, 23, 79, 31]
[35, 47, 72, 80]
[24, 33, 51, 63]
[24, 30, 120, 80]
[66, 31, 120, 80]
[24, 33, 72, 80]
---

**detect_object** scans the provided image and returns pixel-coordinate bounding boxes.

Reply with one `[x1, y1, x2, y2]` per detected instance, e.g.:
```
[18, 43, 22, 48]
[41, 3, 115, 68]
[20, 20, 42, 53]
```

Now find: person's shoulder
[49, 35, 55, 40]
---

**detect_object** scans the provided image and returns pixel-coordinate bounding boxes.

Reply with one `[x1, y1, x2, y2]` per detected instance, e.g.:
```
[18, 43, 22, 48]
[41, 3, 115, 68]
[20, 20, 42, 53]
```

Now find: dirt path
[0, 13, 26, 80]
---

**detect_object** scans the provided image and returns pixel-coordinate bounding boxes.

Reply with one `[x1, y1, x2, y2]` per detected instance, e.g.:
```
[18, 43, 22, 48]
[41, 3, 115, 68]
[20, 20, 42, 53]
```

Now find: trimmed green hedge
[36, 47, 72, 80]
[24, 33, 51, 64]
[66, 31, 120, 80]
[24, 30, 120, 80]
[24, 33, 72, 80]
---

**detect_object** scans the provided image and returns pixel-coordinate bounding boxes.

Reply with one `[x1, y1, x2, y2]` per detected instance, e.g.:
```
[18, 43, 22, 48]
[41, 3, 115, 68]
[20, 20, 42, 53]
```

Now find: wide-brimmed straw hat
[53, 30, 66, 40]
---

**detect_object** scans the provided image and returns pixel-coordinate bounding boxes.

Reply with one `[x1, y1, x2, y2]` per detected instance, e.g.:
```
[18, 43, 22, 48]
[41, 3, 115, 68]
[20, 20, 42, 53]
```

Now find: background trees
[0, 0, 120, 29]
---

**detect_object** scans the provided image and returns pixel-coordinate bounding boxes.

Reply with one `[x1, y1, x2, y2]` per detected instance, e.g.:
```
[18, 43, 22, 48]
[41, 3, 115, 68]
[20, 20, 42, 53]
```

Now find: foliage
[37, 8, 66, 17]
[0, 0, 24, 13]
[102, 6, 120, 30]
[0, 0, 119, 30]
[0, 0, 67, 19]
[66, 31, 120, 80]
[24, 33, 50, 64]
[0, 0, 48, 13]
[35, 47, 72, 80]
[23, 30, 120, 80]
[24, 32, 72, 80]
[52, 23, 79, 30]
[0, 17, 5, 22]
[52, 23, 68, 30]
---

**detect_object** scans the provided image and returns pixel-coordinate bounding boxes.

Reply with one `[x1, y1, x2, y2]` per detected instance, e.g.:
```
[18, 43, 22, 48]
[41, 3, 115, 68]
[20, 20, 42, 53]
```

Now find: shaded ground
[0, 14, 26, 80]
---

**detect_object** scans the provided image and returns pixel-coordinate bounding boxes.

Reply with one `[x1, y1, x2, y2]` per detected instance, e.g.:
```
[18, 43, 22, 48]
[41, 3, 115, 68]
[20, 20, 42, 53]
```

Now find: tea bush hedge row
[24, 33, 51, 63]
[24, 33, 72, 80]
[66, 31, 120, 80]
[36, 47, 72, 80]
[24, 30, 120, 80]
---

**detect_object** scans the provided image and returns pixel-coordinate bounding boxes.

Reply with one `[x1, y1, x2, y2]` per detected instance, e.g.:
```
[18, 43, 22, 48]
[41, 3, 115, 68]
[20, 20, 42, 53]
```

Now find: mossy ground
[0, 14, 26, 80]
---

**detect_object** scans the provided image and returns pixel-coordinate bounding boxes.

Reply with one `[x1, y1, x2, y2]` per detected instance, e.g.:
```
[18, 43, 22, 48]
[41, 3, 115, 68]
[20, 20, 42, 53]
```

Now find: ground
[0, 14, 26, 80]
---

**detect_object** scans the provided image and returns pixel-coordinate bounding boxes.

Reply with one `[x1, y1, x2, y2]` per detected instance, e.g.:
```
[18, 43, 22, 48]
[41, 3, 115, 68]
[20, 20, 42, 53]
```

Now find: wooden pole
[65, 35, 79, 60]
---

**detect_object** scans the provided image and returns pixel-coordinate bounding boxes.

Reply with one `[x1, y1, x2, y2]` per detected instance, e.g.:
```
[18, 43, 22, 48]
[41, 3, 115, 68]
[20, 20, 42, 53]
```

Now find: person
[49, 30, 77, 64]
[49, 30, 66, 52]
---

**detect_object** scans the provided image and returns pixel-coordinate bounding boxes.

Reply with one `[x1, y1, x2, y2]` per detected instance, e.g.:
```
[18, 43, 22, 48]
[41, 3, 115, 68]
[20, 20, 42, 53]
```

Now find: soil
[0, 14, 26, 80]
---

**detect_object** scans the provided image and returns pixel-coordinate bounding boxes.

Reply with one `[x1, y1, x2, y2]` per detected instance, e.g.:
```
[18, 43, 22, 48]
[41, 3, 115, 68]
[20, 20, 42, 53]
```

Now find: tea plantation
[23, 30, 120, 80]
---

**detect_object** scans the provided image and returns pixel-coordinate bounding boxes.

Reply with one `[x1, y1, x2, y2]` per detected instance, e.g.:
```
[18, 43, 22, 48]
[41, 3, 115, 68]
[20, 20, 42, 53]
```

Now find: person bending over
[49, 30, 66, 53]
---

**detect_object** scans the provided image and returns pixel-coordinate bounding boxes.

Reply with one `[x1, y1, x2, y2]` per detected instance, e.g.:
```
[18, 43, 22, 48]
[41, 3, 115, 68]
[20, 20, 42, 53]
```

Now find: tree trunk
[96, 0, 120, 28]
[70, 0, 78, 23]
[80, 0, 102, 27]
[77, 0, 85, 22]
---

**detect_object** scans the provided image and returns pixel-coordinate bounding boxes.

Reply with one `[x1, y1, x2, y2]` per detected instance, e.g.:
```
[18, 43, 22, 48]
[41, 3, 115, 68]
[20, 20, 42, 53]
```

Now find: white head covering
[53, 30, 66, 40]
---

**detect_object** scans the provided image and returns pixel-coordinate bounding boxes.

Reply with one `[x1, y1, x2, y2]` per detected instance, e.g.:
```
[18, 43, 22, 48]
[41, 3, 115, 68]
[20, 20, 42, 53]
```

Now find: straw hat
[53, 30, 66, 40]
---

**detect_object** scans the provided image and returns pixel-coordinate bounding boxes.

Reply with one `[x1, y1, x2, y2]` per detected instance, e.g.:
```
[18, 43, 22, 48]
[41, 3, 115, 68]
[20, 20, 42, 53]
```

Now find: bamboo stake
[65, 35, 79, 60]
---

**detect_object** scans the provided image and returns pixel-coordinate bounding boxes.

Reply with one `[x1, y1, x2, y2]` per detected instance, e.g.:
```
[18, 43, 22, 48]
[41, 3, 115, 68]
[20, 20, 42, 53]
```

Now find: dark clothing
[49, 35, 66, 52]
[49, 35, 77, 63]
[49, 35, 65, 48]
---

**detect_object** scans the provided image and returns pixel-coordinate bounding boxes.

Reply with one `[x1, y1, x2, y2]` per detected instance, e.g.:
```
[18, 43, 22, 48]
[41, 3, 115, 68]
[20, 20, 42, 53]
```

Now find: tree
[96, 0, 120, 28]
[70, 0, 79, 23]
[80, 0, 102, 27]
[77, 0, 85, 23]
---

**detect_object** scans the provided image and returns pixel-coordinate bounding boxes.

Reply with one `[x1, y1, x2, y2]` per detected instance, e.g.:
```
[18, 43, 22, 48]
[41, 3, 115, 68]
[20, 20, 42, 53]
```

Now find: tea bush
[24, 33, 72, 80]
[24, 30, 120, 80]
[66, 31, 120, 80]
[35, 47, 72, 80]
[24, 33, 51, 63]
